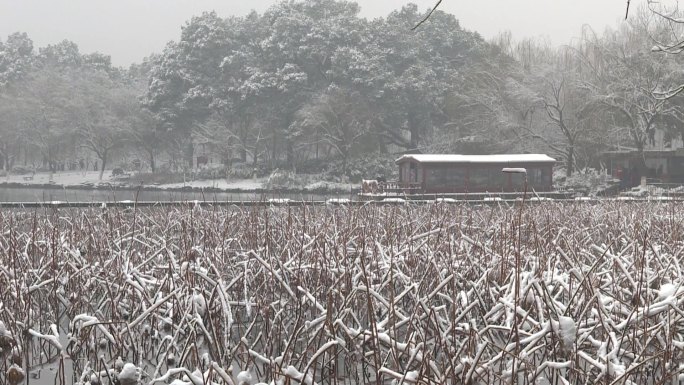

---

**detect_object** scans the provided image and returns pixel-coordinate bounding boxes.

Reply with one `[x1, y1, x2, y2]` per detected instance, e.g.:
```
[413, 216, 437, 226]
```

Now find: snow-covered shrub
[193, 165, 229, 180]
[10, 165, 33, 175]
[554, 167, 619, 195]
[324, 153, 397, 182]
[266, 169, 305, 189]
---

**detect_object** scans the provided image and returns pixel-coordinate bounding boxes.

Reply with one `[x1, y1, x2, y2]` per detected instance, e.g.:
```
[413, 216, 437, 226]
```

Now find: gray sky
[0, 0, 628, 67]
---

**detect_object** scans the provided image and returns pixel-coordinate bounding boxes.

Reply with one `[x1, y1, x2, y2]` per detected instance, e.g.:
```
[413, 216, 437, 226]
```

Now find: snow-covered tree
[68, 69, 140, 179]
[0, 33, 35, 170]
[295, 86, 373, 174]
[0, 32, 34, 88]
[19, 67, 76, 171]
[578, 20, 684, 168]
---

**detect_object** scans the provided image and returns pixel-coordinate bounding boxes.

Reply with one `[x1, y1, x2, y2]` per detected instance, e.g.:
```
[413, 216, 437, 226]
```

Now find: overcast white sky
[0, 0, 628, 67]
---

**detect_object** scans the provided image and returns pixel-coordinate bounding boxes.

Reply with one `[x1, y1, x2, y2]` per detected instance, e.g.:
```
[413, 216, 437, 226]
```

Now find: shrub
[555, 168, 618, 196]
[193, 166, 228, 180]
[266, 169, 307, 189]
[10, 165, 33, 175]
[227, 163, 270, 179]
[324, 153, 397, 182]
[296, 158, 330, 174]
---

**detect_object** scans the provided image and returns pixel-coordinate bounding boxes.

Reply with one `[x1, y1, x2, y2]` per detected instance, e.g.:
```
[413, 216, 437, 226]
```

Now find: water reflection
[0, 187, 344, 203]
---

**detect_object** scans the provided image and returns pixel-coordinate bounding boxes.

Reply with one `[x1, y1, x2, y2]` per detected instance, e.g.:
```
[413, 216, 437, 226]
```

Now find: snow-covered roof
[395, 154, 556, 164]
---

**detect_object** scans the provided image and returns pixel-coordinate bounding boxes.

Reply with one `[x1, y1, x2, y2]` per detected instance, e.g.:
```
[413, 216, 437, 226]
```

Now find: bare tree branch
[626, 0, 631, 20]
[411, 0, 443, 31]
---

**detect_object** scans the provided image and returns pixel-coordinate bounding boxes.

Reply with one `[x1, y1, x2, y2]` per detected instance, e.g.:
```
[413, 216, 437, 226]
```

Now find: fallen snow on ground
[326, 198, 351, 204]
[303, 180, 353, 192]
[0, 171, 358, 193]
[1, 171, 106, 186]
[0, 170, 267, 190]
[159, 177, 267, 190]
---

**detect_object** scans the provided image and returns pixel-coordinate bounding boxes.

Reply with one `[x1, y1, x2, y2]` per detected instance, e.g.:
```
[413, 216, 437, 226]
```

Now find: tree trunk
[635, 140, 647, 171]
[186, 141, 194, 170]
[271, 133, 277, 168]
[48, 147, 54, 172]
[99, 151, 107, 181]
[240, 149, 247, 163]
[1, 142, 7, 171]
[408, 112, 421, 150]
[148, 149, 156, 173]
[342, 152, 348, 177]
[286, 139, 294, 170]
[566, 146, 574, 177]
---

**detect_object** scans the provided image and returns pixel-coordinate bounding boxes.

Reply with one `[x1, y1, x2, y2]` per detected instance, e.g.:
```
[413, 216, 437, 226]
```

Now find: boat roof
[395, 154, 556, 164]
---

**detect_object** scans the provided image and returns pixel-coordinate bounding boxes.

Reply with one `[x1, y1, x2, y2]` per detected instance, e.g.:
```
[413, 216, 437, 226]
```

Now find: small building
[602, 127, 684, 188]
[395, 154, 555, 193]
[192, 138, 225, 169]
[603, 149, 684, 188]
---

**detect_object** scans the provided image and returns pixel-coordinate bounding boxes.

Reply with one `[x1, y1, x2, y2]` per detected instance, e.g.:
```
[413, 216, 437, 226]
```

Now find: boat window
[469, 168, 506, 190]
[427, 168, 466, 187]
[511, 172, 525, 189]
[469, 168, 488, 188]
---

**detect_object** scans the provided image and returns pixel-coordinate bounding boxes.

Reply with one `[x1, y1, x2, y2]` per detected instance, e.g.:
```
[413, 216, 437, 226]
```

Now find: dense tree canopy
[0, 33, 153, 177]
[1, 0, 683, 182]
[142, 1, 502, 172]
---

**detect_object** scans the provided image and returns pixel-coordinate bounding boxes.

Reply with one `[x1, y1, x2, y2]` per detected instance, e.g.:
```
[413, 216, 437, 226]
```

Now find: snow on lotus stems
[0, 202, 684, 384]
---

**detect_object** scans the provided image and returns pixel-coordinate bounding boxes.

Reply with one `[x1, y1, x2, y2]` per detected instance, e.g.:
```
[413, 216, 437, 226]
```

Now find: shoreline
[0, 180, 355, 195]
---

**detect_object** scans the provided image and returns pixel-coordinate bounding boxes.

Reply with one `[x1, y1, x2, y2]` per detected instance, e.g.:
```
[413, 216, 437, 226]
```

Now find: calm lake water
[0, 187, 346, 203]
